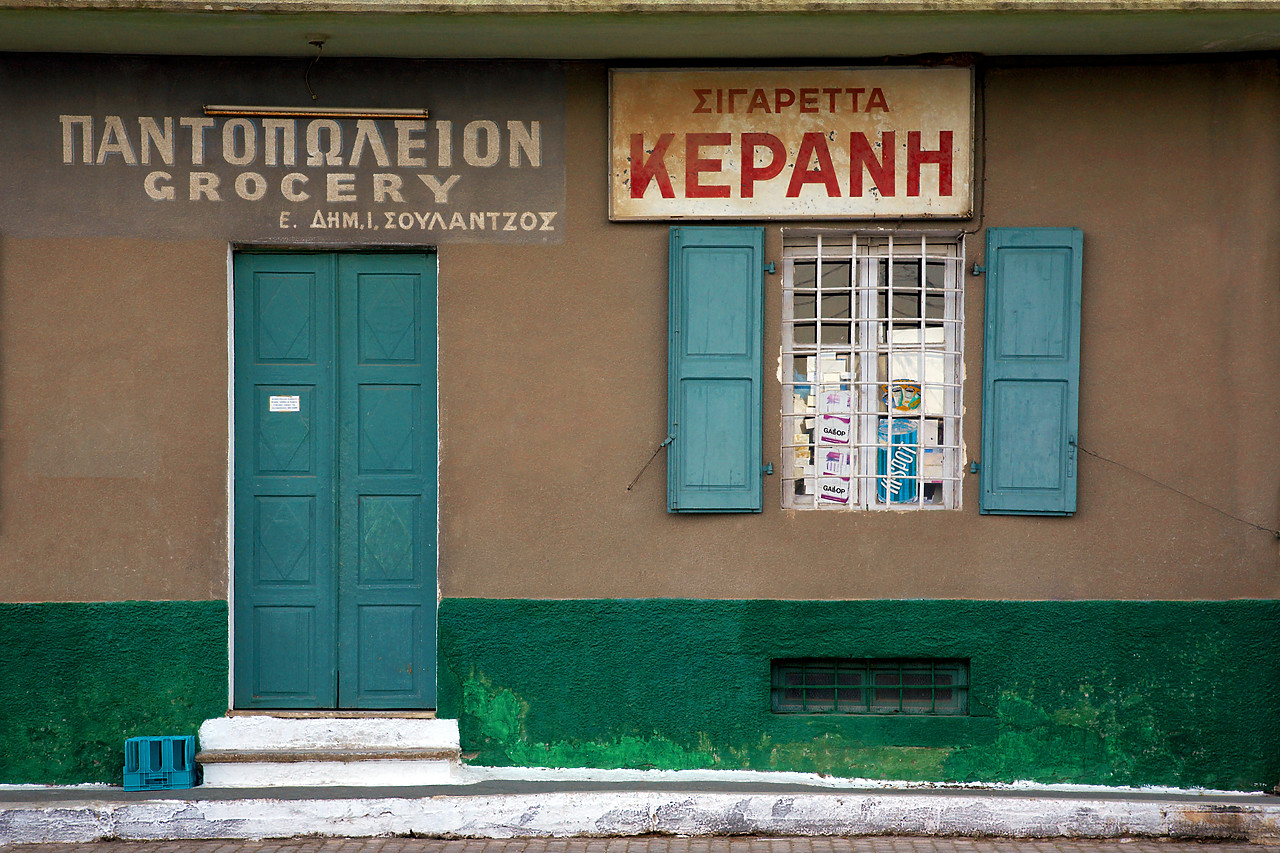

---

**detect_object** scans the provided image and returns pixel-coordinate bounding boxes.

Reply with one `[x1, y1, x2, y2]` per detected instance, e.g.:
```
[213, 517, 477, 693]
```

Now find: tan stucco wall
[0, 238, 229, 600]
[2, 58, 1277, 602]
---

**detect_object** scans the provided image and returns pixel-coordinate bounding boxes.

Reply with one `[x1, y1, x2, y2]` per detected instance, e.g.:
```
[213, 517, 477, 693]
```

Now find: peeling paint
[453, 672, 1174, 786]
[943, 686, 1181, 785]
[460, 671, 722, 771]
[439, 599, 1280, 791]
[460, 672, 954, 778]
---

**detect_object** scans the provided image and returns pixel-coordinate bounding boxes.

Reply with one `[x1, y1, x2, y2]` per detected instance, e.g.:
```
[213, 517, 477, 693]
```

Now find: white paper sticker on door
[269, 395, 301, 412]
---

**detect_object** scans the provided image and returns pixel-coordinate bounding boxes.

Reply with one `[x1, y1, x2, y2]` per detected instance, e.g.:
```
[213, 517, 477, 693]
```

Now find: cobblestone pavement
[2, 838, 1279, 853]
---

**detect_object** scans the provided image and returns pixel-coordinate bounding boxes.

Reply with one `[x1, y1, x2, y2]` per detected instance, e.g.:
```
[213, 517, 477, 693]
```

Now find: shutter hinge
[969, 460, 980, 473]
[763, 462, 774, 475]
[763, 261, 777, 274]
[971, 263, 985, 276]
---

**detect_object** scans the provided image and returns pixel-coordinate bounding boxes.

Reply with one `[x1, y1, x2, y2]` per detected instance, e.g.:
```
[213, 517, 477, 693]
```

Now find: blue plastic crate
[123, 736, 198, 791]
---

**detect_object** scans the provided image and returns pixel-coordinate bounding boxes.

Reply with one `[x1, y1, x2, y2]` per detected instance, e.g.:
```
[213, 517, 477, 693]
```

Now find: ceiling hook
[305, 38, 326, 103]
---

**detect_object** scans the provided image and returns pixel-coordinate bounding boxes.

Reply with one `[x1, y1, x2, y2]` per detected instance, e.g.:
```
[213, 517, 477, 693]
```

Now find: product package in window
[818, 389, 852, 444]
[880, 381, 922, 412]
[876, 418, 919, 503]
[819, 448, 852, 478]
[819, 477, 851, 504]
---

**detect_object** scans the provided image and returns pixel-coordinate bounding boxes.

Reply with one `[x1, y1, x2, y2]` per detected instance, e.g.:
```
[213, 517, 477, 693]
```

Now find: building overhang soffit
[2, 1, 1280, 57]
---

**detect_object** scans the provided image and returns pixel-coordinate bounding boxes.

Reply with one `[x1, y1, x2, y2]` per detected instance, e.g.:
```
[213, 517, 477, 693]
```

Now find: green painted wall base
[5, 598, 1278, 790]
[0, 601, 228, 785]
[438, 599, 1280, 792]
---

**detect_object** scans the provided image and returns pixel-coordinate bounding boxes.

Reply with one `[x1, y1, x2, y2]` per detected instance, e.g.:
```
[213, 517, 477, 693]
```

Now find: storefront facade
[0, 4, 1277, 791]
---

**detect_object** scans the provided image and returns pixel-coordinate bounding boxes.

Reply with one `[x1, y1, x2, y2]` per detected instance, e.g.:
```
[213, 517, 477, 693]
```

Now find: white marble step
[196, 715, 461, 787]
[199, 714, 459, 751]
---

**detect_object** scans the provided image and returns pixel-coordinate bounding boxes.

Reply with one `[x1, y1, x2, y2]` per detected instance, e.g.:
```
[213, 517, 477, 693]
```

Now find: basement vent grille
[771, 658, 968, 715]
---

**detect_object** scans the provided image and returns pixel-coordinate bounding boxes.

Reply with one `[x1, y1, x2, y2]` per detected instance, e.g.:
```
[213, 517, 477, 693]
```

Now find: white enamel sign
[610, 67, 973, 220]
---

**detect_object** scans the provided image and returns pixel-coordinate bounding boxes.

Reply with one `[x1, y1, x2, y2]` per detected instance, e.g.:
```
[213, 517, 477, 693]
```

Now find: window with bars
[771, 658, 969, 715]
[782, 231, 964, 510]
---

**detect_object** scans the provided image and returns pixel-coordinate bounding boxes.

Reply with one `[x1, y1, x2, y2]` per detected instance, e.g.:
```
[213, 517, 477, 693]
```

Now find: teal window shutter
[980, 227, 1083, 515]
[668, 226, 765, 512]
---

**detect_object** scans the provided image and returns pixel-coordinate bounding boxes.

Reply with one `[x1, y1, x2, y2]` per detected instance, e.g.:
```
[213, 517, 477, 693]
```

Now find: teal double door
[233, 252, 437, 709]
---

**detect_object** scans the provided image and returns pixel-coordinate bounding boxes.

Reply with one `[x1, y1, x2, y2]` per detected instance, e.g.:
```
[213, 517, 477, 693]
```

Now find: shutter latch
[1067, 433, 1077, 477]
[626, 435, 675, 492]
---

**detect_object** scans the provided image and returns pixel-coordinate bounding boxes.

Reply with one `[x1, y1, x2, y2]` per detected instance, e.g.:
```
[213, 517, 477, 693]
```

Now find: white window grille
[781, 231, 964, 510]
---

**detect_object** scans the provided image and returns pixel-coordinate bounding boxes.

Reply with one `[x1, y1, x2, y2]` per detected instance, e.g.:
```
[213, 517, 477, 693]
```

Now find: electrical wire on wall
[961, 61, 1273, 540]
[1075, 441, 1280, 539]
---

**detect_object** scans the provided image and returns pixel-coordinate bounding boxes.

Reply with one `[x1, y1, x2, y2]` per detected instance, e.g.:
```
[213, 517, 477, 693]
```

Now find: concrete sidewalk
[2, 776, 1279, 844]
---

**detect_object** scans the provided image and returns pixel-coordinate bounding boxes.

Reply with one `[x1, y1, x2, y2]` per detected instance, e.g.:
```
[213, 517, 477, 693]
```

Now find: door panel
[235, 254, 337, 709]
[253, 496, 316, 586]
[234, 252, 436, 709]
[356, 605, 419, 698]
[337, 255, 437, 708]
[253, 606, 319, 700]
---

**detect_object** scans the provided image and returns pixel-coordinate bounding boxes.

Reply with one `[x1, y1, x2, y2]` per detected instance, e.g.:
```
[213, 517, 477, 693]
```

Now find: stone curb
[5, 0, 1280, 13]
[3, 791, 1280, 844]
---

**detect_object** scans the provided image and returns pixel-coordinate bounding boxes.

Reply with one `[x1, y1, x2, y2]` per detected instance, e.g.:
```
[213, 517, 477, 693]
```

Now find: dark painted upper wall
[1, 58, 1277, 602]
[7, 4, 1280, 58]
